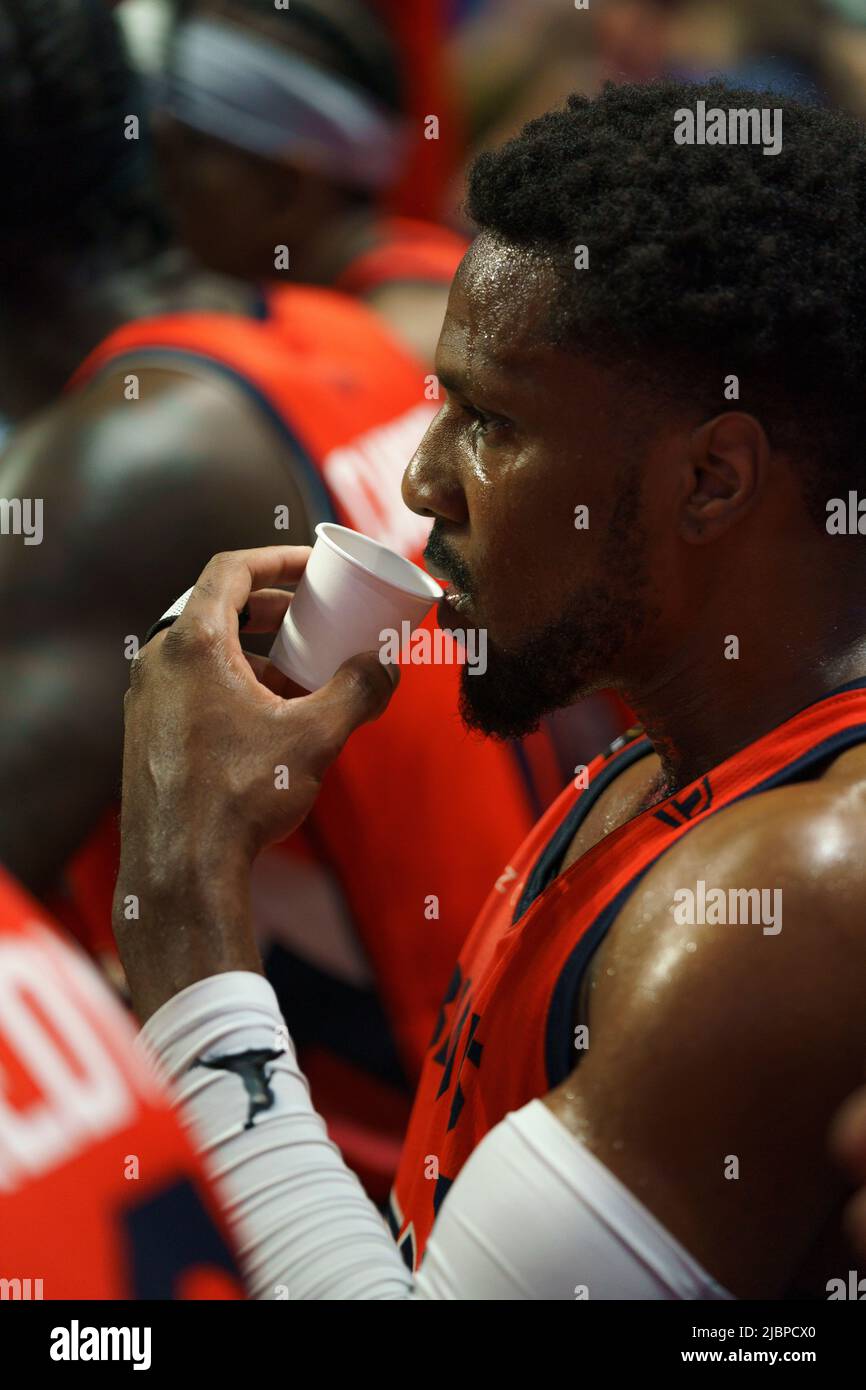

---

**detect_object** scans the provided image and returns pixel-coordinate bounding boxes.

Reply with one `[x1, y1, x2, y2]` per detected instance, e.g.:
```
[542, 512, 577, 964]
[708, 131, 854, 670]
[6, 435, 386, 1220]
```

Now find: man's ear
[680, 412, 770, 544]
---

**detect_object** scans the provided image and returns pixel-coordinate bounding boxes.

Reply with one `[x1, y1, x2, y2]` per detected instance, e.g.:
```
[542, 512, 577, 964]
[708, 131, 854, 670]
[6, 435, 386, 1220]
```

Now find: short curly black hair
[467, 79, 866, 528]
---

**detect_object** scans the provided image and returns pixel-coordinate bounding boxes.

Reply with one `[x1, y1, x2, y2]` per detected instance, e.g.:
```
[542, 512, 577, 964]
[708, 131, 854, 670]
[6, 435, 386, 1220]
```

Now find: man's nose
[402, 408, 467, 524]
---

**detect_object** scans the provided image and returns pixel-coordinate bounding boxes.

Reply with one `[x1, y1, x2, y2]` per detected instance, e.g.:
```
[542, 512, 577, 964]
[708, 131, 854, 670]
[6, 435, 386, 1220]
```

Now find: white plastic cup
[268, 523, 443, 691]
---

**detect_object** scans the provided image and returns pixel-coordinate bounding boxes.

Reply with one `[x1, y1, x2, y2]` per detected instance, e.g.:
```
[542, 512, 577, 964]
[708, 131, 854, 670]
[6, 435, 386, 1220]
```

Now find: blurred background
[3, 0, 866, 1203]
[117, 0, 866, 229]
[4, 0, 866, 457]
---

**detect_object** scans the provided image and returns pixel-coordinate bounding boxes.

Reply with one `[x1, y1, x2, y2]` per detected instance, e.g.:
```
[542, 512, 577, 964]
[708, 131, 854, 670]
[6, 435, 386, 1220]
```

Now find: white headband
[158, 17, 406, 191]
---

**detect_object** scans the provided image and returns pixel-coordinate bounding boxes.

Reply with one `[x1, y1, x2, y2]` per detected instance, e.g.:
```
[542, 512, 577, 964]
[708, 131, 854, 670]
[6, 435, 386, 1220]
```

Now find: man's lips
[438, 587, 474, 619]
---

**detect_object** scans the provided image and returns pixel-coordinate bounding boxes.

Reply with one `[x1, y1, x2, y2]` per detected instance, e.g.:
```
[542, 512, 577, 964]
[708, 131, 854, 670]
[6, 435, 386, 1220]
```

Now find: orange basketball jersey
[63, 291, 561, 1144]
[389, 679, 866, 1268]
[0, 866, 243, 1299]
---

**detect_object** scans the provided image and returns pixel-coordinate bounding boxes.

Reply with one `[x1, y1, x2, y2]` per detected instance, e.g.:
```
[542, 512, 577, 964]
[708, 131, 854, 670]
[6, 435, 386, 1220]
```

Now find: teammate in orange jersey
[0, 865, 244, 1300]
[111, 81, 866, 1300]
[0, 0, 556, 1198]
[158, 0, 467, 367]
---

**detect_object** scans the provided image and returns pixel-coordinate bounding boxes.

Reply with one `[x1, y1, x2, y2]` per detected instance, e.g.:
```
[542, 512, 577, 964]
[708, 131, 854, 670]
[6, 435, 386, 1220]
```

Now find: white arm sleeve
[138, 972, 733, 1301]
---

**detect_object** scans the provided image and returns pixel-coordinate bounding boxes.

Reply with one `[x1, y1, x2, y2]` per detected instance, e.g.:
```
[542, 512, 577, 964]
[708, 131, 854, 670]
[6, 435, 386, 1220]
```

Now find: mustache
[424, 523, 475, 595]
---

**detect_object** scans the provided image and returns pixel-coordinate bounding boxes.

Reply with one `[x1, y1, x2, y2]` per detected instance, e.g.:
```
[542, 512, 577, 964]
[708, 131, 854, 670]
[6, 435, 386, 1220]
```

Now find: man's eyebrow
[436, 366, 511, 401]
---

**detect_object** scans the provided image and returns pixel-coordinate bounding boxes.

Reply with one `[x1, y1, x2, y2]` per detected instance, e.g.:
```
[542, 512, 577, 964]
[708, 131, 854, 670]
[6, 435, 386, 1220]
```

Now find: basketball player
[159, 0, 467, 366]
[0, 0, 555, 1195]
[0, 863, 245, 1298]
[158, 0, 630, 780]
[113, 81, 866, 1299]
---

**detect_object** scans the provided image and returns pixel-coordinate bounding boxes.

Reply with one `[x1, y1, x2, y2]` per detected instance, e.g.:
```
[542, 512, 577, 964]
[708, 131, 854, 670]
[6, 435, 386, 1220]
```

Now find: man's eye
[467, 408, 509, 443]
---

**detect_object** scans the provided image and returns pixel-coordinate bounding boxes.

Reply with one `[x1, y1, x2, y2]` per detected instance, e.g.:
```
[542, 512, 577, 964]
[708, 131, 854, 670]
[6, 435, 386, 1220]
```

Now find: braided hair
[0, 0, 169, 282]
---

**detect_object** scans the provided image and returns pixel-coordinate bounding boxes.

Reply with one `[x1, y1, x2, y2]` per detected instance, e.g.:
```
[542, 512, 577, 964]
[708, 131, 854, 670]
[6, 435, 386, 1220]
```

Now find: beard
[425, 470, 653, 741]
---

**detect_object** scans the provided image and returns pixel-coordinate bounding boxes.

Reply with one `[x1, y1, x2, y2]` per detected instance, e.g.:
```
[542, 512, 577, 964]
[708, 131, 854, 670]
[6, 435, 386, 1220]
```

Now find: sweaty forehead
[438, 235, 562, 387]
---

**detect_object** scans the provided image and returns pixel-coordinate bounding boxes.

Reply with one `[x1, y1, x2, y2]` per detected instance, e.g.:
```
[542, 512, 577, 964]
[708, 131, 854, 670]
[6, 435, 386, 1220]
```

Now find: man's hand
[831, 1085, 866, 1261]
[113, 546, 398, 1021]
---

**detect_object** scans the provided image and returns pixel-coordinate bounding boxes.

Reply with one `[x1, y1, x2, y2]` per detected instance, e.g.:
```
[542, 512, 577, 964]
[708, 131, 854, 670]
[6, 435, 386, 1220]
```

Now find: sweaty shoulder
[596, 747, 866, 1042]
[640, 743, 866, 941]
[546, 746, 866, 1295]
[0, 359, 315, 890]
[58, 360, 307, 520]
[2, 360, 311, 603]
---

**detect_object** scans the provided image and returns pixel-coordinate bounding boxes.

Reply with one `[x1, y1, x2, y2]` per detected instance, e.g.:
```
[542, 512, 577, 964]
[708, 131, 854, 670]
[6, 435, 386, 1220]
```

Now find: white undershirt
[138, 971, 733, 1301]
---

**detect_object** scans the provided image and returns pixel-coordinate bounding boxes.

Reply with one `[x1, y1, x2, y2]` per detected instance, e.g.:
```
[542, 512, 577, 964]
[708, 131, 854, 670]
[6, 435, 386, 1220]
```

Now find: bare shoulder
[544, 744, 866, 1295]
[601, 742, 866, 990]
[28, 359, 303, 505]
[0, 358, 312, 612]
[0, 358, 314, 885]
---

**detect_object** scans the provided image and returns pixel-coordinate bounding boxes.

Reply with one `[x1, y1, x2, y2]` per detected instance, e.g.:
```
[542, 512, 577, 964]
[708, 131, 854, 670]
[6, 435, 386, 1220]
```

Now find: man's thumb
[302, 651, 400, 760]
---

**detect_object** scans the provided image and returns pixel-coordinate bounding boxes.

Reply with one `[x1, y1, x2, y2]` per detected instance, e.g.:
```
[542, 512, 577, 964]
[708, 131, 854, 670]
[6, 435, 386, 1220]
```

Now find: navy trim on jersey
[545, 866, 655, 1086]
[512, 737, 653, 926]
[249, 291, 270, 320]
[790, 675, 866, 708]
[544, 715, 866, 1087]
[264, 941, 410, 1089]
[84, 347, 338, 528]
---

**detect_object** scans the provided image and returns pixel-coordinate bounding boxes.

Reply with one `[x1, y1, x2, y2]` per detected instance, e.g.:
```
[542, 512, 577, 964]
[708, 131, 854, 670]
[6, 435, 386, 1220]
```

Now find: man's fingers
[830, 1087, 866, 1177]
[242, 588, 293, 633]
[178, 547, 312, 638]
[244, 651, 310, 699]
[296, 652, 399, 766]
